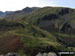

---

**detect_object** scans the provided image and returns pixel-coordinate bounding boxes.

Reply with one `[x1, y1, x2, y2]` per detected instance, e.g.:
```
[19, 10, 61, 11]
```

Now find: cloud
[39, 0, 59, 7]
[1, 0, 59, 11]
[0, 0, 75, 11]
[0, 0, 40, 11]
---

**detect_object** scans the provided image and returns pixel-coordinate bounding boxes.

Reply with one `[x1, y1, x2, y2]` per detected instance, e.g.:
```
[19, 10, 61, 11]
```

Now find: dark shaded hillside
[26, 7, 75, 33]
[0, 11, 11, 18]
[0, 19, 24, 31]
[4, 7, 40, 20]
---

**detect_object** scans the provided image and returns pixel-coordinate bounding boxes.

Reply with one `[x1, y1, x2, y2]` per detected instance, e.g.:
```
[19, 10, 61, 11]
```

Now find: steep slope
[0, 19, 68, 56]
[4, 7, 40, 20]
[26, 7, 75, 33]
[0, 7, 75, 56]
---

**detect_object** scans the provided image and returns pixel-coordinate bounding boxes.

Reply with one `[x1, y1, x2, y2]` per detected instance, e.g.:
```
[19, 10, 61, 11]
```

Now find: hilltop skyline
[0, 0, 75, 12]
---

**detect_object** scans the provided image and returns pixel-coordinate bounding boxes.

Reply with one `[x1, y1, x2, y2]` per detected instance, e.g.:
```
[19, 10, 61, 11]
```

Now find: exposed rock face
[41, 14, 58, 21]
[60, 23, 75, 33]
[58, 8, 70, 15]
[26, 7, 75, 34]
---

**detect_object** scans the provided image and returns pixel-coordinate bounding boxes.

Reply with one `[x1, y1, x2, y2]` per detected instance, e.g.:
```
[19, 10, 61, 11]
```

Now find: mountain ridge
[3, 7, 40, 20]
[0, 6, 75, 56]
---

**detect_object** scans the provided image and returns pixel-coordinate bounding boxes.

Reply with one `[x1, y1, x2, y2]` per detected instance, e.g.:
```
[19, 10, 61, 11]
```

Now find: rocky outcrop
[6, 52, 19, 56]
[36, 52, 57, 56]
[41, 14, 58, 21]
[58, 8, 71, 15]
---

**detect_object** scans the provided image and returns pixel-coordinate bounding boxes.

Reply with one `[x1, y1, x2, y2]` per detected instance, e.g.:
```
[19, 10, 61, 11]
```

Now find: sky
[0, 0, 75, 12]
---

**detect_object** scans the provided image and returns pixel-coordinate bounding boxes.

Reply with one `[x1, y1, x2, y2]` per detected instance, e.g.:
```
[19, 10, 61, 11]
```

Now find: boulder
[48, 52, 57, 56]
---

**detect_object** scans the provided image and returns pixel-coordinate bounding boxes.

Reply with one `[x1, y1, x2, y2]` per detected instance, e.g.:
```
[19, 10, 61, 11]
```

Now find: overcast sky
[0, 0, 75, 12]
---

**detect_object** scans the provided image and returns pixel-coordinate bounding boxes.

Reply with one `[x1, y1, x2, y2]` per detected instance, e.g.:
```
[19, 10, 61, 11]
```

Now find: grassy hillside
[25, 7, 75, 33]
[0, 7, 75, 56]
[0, 19, 72, 56]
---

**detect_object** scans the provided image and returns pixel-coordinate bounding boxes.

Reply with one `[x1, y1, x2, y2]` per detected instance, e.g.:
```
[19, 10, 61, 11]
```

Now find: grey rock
[36, 53, 43, 56]
[48, 52, 57, 56]
[43, 53, 48, 56]
[6, 52, 19, 56]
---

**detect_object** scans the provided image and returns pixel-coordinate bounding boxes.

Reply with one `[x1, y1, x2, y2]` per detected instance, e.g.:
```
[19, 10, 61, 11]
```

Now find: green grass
[0, 7, 75, 55]
[26, 7, 62, 24]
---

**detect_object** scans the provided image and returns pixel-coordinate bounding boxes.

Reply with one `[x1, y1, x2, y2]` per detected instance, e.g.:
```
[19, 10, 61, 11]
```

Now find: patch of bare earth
[0, 35, 23, 54]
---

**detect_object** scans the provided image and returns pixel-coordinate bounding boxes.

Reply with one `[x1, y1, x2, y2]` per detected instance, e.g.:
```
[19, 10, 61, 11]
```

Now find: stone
[6, 52, 19, 56]
[48, 52, 57, 56]
[36, 53, 43, 56]
[43, 53, 48, 56]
